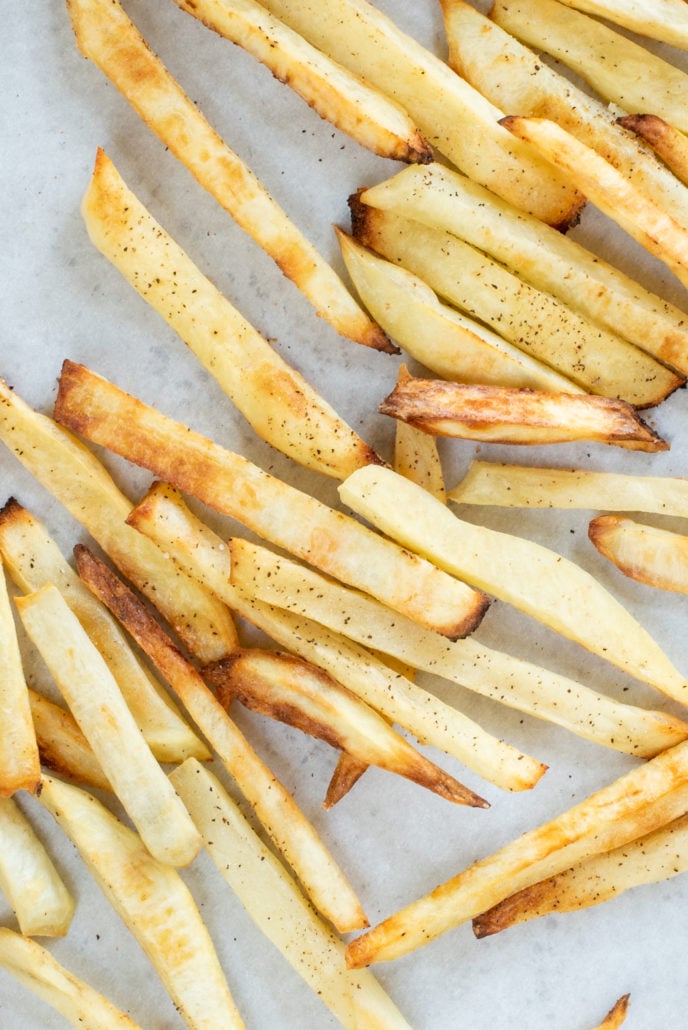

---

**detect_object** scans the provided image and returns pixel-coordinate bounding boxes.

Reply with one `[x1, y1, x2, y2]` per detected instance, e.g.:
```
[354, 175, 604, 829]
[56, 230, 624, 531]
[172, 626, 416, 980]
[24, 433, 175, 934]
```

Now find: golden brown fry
[618, 114, 688, 189]
[392, 367, 446, 504]
[557, 0, 688, 48]
[28, 689, 111, 793]
[54, 360, 489, 639]
[0, 566, 39, 797]
[323, 752, 369, 810]
[67, 0, 388, 351]
[593, 994, 630, 1030]
[84, 150, 384, 478]
[589, 515, 688, 593]
[379, 370, 667, 451]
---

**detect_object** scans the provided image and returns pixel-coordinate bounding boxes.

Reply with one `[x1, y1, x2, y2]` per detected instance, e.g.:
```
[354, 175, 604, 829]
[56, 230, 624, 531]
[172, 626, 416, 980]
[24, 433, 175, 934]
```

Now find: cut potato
[555, 0, 688, 49]
[619, 114, 688, 189]
[589, 516, 688, 593]
[393, 366, 446, 504]
[28, 689, 111, 793]
[0, 565, 39, 796]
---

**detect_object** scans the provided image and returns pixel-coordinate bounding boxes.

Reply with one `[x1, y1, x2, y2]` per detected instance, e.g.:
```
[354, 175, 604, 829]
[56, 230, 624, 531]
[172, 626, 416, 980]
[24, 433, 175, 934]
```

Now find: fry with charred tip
[593, 994, 630, 1030]
[618, 114, 688, 189]
[589, 515, 688, 593]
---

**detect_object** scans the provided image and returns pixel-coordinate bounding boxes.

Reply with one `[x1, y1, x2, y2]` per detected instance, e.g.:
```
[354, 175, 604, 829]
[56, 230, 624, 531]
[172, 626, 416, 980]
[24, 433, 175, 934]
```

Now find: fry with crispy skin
[28, 689, 111, 793]
[619, 114, 688, 189]
[589, 516, 688, 593]
[593, 995, 630, 1029]
[0, 566, 39, 796]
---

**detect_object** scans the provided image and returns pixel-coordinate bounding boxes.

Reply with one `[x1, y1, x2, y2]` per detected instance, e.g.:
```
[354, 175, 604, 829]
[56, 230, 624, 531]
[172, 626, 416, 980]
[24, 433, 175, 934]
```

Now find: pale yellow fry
[619, 114, 688, 190]
[0, 497, 209, 763]
[67, 0, 387, 351]
[83, 149, 382, 479]
[493, 0, 688, 132]
[38, 775, 245, 1030]
[593, 995, 630, 1030]
[16, 585, 201, 868]
[589, 516, 688, 594]
[393, 364, 446, 504]
[171, 759, 412, 1030]
[28, 689, 112, 793]
[54, 360, 489, 639]
[339, 465, 688, 699]
[558, 0, 688, 48]
[345, 738, 688, 967]
[359, 164, 688, 375]
[0, 377, 238, 663]
[0, 795, 75, 937]
[449, 461, 688, 516]
[171, 0, 431, 163]
[257, 0, 583, 226]
[0, 927, 142, 1030]
[0, 566, 39, 796]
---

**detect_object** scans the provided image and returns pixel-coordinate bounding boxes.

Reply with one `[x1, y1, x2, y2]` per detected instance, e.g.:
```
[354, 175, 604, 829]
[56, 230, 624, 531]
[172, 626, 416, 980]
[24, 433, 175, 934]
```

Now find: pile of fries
[5, 0, 688, 1026]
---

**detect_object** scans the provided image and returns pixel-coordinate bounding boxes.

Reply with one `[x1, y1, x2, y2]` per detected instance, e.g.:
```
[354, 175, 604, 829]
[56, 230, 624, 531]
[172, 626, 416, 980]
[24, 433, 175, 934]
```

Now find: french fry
[618, 114, 688, 189]
[37, 774, 245, 1029]
[589, 516, 688, 593]
[83, 149, 385, 478]
[170, 759, 411, 1030]
[0, 928, 142, 1030]
[349, 196, 682, 405]
[0, 565, 39, 796]
[492, 0, 688, 133]
[448, 461, 688, 516]
[556, 0, 688, 49]
[338, 465, 688, 699]
[28, 689, 111, 793]
[256, 0, 583, 226]
[204, 648, 488, 808]
[0, 795, 75, 937]
[54, 359, 489, 639]
[593, 995, 630, 1030]
[359, 164, 688, 375]
[393, 367, 446, 504]
[0, 377, 238, 663]
[345, 738, 688, 967]
[336, 227, 583, 394]
[15, 584, 202, 868]
[128, 482, 547, 791]
[473, 813, 688, 937]
[323, 752, 369, 809]
[74, 544, 368, 932]
[0, 497, 209, 764]
[379, 371, 667, 451]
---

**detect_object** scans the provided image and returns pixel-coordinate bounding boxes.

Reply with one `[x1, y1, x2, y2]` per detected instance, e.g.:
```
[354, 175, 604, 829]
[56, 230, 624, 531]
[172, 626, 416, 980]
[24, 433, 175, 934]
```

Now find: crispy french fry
[0, 566, 39, 796]
[589, 515, 688, 593]
[492, 0, 688, 133]
[618, 114, 688, 189]
[0, 795, 75, 937]
[359, 164, 688, 375]
[556, 0, 688, 48]
[74, 544, 368, 932]
[83, 149, 384, 478]
[54, 360, 489, 639]
[256, 0, 583, 226]
[204, 648, 488, 808]
[170, 759, 411, 1030]
[67, 0, 388, 351]
[337, 227, 583, 394]
[0, 928, 142, 1030]
[0, 497, 209, 763]
[349, 196, 682, 405]
[0, 377, 237, 663]
[593, 995, 630, 1030]
[16, 584, 201, 868]
[339, 465, 688, 699]
[38, 775, 245, 1029]
[28, 689, 111, 793]
[323, 752, 369, 809]
[171, 0, 431, 164]
[379, 371, 667, 451]
[448, 461, 688, 515]
[345, 739, 688, 967]
[393, 367, 446, 504]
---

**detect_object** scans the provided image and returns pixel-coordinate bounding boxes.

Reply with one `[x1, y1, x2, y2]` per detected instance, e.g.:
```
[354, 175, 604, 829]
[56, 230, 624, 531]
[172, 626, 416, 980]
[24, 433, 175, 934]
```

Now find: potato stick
[379, 372, 667, 451]
[593, 995, 630, 1030]
[359, 164, 688, 375]
[84, 150, 384, 479]
[54, 360, 489, 639]
[227, 534, 688, 758]
[37, 775, 245, 1030]
[345, 739, 688, 967]
[171, 759, 412, 1030]
[0, 795, 75, 937]
[337, 228, 582, 394]
[171, 0, 431, 164]
[0, 928, 142, 1030]
[449, 461, 688, 515]
[128, 482, 545, 791]
[556, 0, 688, 48]
[473, 813, 688, 937]
[0, 566, 39, 796]
[393, 365, 446, 504]
[74, 544, 368, 933]
[0, 377, 238, 663]
[28, 689, 111, 793]
[205, 648, 488, 808]
[256, 0, 583, 226]
[0, 497, 209, 763]
[492, 0, 688, 133]
[67, 0, 388, 352]
[619, 114, 688, 189]
[349, 198, 681, 405]
[323, 752, 369, 809]
[589, 516, 688, 593]
[16, 585, 201, 868]
[339, 465, 688, 699]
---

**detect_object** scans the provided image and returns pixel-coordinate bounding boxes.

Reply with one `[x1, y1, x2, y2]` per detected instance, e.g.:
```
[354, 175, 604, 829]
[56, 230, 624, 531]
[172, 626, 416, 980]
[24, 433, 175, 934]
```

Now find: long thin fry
[0, 566, 39, 796]
[618, 114, 688, 190]
[556, 0, 688, 48]
[589, 516, 688, 593]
